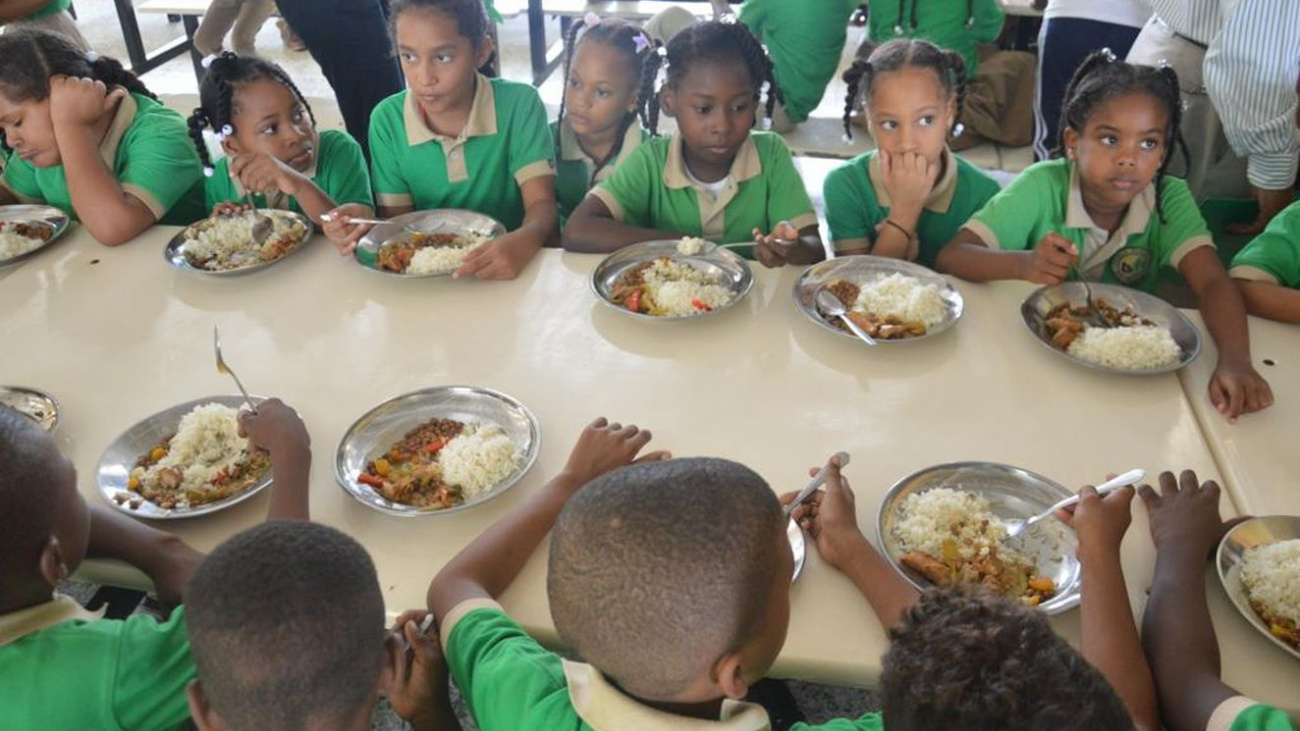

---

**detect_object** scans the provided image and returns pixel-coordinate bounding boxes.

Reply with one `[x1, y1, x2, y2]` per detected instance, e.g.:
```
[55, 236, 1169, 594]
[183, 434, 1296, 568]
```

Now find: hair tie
[953, 122, 965, 137]
[1157, 58, 1172, 70]
[633, 32, 651, 54]
[214, 124, 234, 142]
[201, 54, 218, 69]
[1101, 47, 1117, 63]
[85, 50, 100, 62]
[893, 24, 904, 35]
[583, 11, 601, 27]
[965, 16, 974, 28]
[656, 45, 667, 58]
[203, 166, 215, 178]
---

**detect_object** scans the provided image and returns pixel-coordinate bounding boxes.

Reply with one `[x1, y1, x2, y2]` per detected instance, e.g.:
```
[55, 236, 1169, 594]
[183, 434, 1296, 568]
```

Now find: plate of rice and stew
[335, 386, 540, 516]
[0, 205, 71, 267]
[95, 396, 274, 518]
[165, 210, 312, 275]
[793, 256, 964, 342]
[1020, 282, 1200, 374]
[591, 238, 754, 320]
[353, 210, 506, 277]
[1217, 516, 1300, 661]
[877, 461, 1082, 614]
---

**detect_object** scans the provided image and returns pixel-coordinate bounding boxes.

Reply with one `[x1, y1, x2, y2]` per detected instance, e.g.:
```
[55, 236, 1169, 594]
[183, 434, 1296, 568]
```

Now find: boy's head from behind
[548, 457, 789, 703]
[882, 589, 1132, 731]
[0, 408, 89, 612]
[186, 521, 388, 731]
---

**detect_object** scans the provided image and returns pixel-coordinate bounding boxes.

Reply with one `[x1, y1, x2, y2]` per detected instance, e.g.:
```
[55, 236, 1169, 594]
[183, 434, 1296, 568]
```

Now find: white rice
[675, 236, 710, 255]
[184, 213, 306, 270]
[895, 487, 1024, 563]
[404, 232, 491, 275]
[131, 404, 250, 498]
[1067, 325, 1181, 370]
[0, 229, 45, 260]
[437, 422, 521, 498]
[643, 258, 734, 316]
[1240, 538, 1300, 626]
[853, 273, 947, 328]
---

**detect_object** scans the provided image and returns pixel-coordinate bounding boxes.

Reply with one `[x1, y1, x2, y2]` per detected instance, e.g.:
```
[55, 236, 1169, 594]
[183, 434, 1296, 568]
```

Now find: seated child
[0, 29, 206, 245]
[0, 398, 311, 729]
[937, 51, 1272, 423]
[562, 20, 825, 269]
[826, 38, 1001, 266]
[185, 521, 459, 731]
[187, 52, 374, 253]
[1230, 200, 1300, 324]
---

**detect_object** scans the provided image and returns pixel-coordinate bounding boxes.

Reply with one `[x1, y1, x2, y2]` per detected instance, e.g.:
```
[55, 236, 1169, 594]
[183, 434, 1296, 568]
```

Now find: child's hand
[211, 201, 251, 218]
[559, 417, 671, 492]
[1020, 232, 1077, 285]
[1055, 483, 1135, 559]
[230, 152, 307, 198]
[752, 221, 800, 268]
[384, 610, 448, 727]
[878, 149, 934, 218]
[237, 398, 310, 458]
[321, 203, 373, 255]
[1209, 359, 1273, 423]
[49, 76, 126, 129]
[148, 541, 204, 614]
[454, 231, 539, 280]
[1138, 470, 1242, 561]
[783, 455, 867, 572]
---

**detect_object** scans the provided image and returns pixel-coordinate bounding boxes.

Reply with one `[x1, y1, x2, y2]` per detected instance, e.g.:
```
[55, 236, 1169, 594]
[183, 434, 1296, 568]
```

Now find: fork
[320, 212, 422, 236]
[213, 325, 258, 414]
[1069, 265, 1110, 328]
[1002, 469, 1145, 540]
[243, 191, 274, 246]
[784, 452, 852, 517]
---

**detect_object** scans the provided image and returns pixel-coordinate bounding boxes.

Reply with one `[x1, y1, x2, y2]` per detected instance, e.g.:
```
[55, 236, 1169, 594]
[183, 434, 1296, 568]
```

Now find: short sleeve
[591, 143, 656, 225]
[737, 0, 769, 34]
[203, 158, 236, 212]
[971, 0, 1006, 42]
[791, 712, 886, 731]
[506, 86, 557, 186]
[110, 608, 196, 731]
[318, 130, 374, 209]
[369, 97, 414, 209]
[1231, 202, 1300, 287]
[1208, 697, 1298, 731]
[965, 164, 1057, 252]
[1, 153, 44, 204]
[1153, 177, 1214, 270]
[761, 136, 818, 231]
[117, 111, 205, 220]
[823, 159, 879, 247]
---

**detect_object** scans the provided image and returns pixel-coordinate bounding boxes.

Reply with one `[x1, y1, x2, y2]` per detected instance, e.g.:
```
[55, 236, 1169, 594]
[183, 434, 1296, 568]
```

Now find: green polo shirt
[443, 599, 883, 731]
[964, 159, 1214, 292]
[369, 75, 556, 231]
[1, 92, 205, 227]
[738, 0, 858, 123]
[0, 597, 195, 731]
[589, 132, 818, 260]
[552, 118, 646, 225]
[204, 129, 373, 216]
[1229, 200, 1300, 287]
[28, 0, 72, 19]
[824, 148, 1000, 267]
[866, 0, 1004, 75]
[1208, 697, 1297, 731]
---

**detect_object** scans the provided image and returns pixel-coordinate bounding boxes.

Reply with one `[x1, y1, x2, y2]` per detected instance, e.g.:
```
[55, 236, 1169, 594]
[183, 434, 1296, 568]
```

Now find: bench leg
[184, 14, 206, 84]
[113, 0, 149, 70]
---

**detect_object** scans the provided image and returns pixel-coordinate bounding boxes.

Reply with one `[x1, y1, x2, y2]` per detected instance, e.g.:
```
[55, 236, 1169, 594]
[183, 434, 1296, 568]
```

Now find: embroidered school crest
[1110, 247, 1151, 285]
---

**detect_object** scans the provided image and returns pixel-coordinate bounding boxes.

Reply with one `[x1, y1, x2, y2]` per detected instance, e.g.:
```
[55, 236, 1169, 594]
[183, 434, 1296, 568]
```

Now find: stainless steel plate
[335, 386, 541, 516]
[0, 386, 59, 432]
[793, 256, 964, 342]
[590, 240, 754, 320]
[1020, 282, 1201, 375]
[96, 395, 270, 519]
[0, 205, 71, 266]
[1217, 516, 1300, 662]
[353, 209, 506, 277]
[877, 461, 1082, 614]
[789, 519, 806, 583]
[165, 210, 313, 276]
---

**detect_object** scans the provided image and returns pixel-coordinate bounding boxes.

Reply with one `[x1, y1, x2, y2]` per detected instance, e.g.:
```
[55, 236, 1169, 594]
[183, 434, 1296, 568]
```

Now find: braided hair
[842, 38, 968, 141]
[555, 17, 662, 183]
[1055, 49, 1189, 223]
[0, 28, 157, 105]
[186, 52, 317, 173]
[891, 0, 976, 34]
[643, 19, 782, 137]
[389, 0, 496, 75]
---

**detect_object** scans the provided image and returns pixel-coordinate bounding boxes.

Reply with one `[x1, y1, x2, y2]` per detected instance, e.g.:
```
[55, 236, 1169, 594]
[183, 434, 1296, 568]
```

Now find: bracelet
[883, 219, 914, 240]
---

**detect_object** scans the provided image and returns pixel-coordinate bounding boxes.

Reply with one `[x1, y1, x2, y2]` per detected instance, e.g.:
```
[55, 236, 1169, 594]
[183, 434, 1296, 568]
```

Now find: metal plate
[877, 461, 1082, 614]
[335, 386, 540, 516]
[353, 209, 507, 277]
[793, 256, 964, 343]
[164, 210, 313, 276]
[0, 386, 60, 432]
[789, 519, 806, 583]
[1020, 282, 1201, 375]
[591, 240, 755, 320]
[0, 205, 71, 266]
[1217, 516, 1300, 662]
[96, 395, 270, 519]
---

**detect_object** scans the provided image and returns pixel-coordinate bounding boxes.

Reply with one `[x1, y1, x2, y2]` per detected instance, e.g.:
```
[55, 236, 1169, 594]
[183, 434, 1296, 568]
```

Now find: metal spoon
[1068, 264, 1111, 329]
[243, 192, 274, 246]
[213, 325, 258, 414]
[785, 452, 852, 517]
[320, 212, 422, 236]
[1003, 468, 1145, 540]
[815, 289, 877, 346]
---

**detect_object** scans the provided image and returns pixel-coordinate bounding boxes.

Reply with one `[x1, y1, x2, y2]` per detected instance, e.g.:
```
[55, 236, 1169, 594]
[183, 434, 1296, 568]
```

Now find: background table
[1, 227, 1295, 713]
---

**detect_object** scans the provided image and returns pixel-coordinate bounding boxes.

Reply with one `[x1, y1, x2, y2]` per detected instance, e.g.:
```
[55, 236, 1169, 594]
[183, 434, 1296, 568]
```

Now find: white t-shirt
[1045, 0, 1151, 28]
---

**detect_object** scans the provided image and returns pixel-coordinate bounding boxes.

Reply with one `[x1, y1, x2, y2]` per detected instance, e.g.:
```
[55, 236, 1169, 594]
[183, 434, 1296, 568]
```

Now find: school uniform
[205, 129, 374, 216]
[1206, 696, 1297, 731]
[737, 0, 858, 125]
[551, 118, 645, 225]
[866, 0, 1004, 76]
[1230, 200, 1300, 287]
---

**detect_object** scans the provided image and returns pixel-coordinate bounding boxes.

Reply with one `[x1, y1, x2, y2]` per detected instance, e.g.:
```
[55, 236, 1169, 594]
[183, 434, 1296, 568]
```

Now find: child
[825, 39, 1001, 266]
[187, 52, 374, 250]
[356, 0, 557, 279]
[1140, 471, 1298, 731]
[0, 30, 206, 246]
[0, 398, 311, 729]
[186, 522, 460, 731]
[192, 0, 275, 58]
[562, 20, 825, 269]
[552, 15, 656, 225]
[937, 51, 1272, 423]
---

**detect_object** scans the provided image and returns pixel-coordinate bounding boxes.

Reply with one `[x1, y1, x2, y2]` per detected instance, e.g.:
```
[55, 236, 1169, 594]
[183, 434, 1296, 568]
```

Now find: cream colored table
[2, 229, 1296, 711]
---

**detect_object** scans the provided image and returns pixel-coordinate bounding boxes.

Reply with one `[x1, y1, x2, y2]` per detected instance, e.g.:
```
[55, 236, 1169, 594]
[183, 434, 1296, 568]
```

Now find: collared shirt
[588, 132, 818, 260]
[552, 117, 646, 224]
[824, 148, 1001, 266]
[1230, 199, 1300, 287]
[1, 91, 206, 226]
[866, 0, 1005, 75]
[738, 0, 859, 123]
[369, 75, 556, 231]
[204, 128, 373, 216]
[1206, 696, 1297, 731]
[964, 158, 1214, 292]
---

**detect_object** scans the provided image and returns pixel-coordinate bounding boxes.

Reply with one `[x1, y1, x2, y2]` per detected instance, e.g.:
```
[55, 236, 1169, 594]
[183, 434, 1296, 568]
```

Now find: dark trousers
[275, 0, 404, 161]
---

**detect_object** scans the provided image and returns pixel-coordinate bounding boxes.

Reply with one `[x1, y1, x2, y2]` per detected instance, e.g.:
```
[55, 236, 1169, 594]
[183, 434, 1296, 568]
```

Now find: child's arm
[1179, 247, 1274, 422]
[236, 398, 312, 521]
[936, 228, 1076, 284]
[228, 152, 337, 226]
[752, 222, 825, 267]
[428, 418, 669, 622]
[0, 0, 56, 22]
[1235, 279, 1300, 323]
[562, 195, 677, 253]
[0, 186, 16, 206]
[454, 175, 557, 280]
[386, 610, 464, 731]
[85, 504, 204, 609]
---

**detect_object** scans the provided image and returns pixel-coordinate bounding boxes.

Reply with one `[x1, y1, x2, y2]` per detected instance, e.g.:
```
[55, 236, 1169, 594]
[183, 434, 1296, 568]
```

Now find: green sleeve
[967, 163, 1058, 252]
[1231, 201, 1300, 287]
[1, 153, 45, 203]
[203, 158, 236, 212]
[760, 134, 817, 227]
[970, 0, 1006, 43]
[369, 98, 412, 200]
[506, 85, 557, 177]
[118, 109, 206, 220]
[594, 142, 656, 225]
[737, 0, 770, 35]
[1227, 704, 1298, 731]
[446, 607, 569, 730]
[791, 712, 886, 731]
[823, 158, 880, 244]
[317, 130, 373, 208]
[1152, 177, 1212, 270]
[111, 608, 197, 731]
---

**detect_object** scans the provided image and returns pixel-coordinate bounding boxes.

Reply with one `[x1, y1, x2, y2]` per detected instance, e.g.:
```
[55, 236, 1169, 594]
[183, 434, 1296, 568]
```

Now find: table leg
[184, 14, 206, 84]
[113, 0, 149, 70]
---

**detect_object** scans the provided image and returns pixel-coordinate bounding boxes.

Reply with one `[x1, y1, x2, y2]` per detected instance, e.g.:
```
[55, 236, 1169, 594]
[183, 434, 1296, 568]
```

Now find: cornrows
[185, 52, 316, 172]
[841, 38, 968, 141]
[1055, 49, 1189, 223]
[642, 19, 782, 137]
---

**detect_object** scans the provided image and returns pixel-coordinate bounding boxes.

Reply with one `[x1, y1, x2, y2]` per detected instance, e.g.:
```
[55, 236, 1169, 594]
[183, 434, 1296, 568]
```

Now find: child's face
[395, 8, 492, 122]
[661, 59, 757, 174]
[1063, 92, 1168, 212]
[223, 78, 318, 173]
[565, 38, 640, 139]
[866, 66, 954, 169]
[0, 93, 59, 168]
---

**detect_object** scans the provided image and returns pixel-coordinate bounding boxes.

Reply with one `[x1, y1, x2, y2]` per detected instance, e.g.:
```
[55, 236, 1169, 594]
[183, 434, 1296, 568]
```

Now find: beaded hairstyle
[841, 38, 968, 142]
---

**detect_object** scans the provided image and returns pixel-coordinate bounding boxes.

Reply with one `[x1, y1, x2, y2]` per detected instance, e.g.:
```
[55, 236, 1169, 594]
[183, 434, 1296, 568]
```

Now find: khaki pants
[9, 10, 89, 50]
[952, 49, 1037, 150]
[194, 0, 276, 57]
